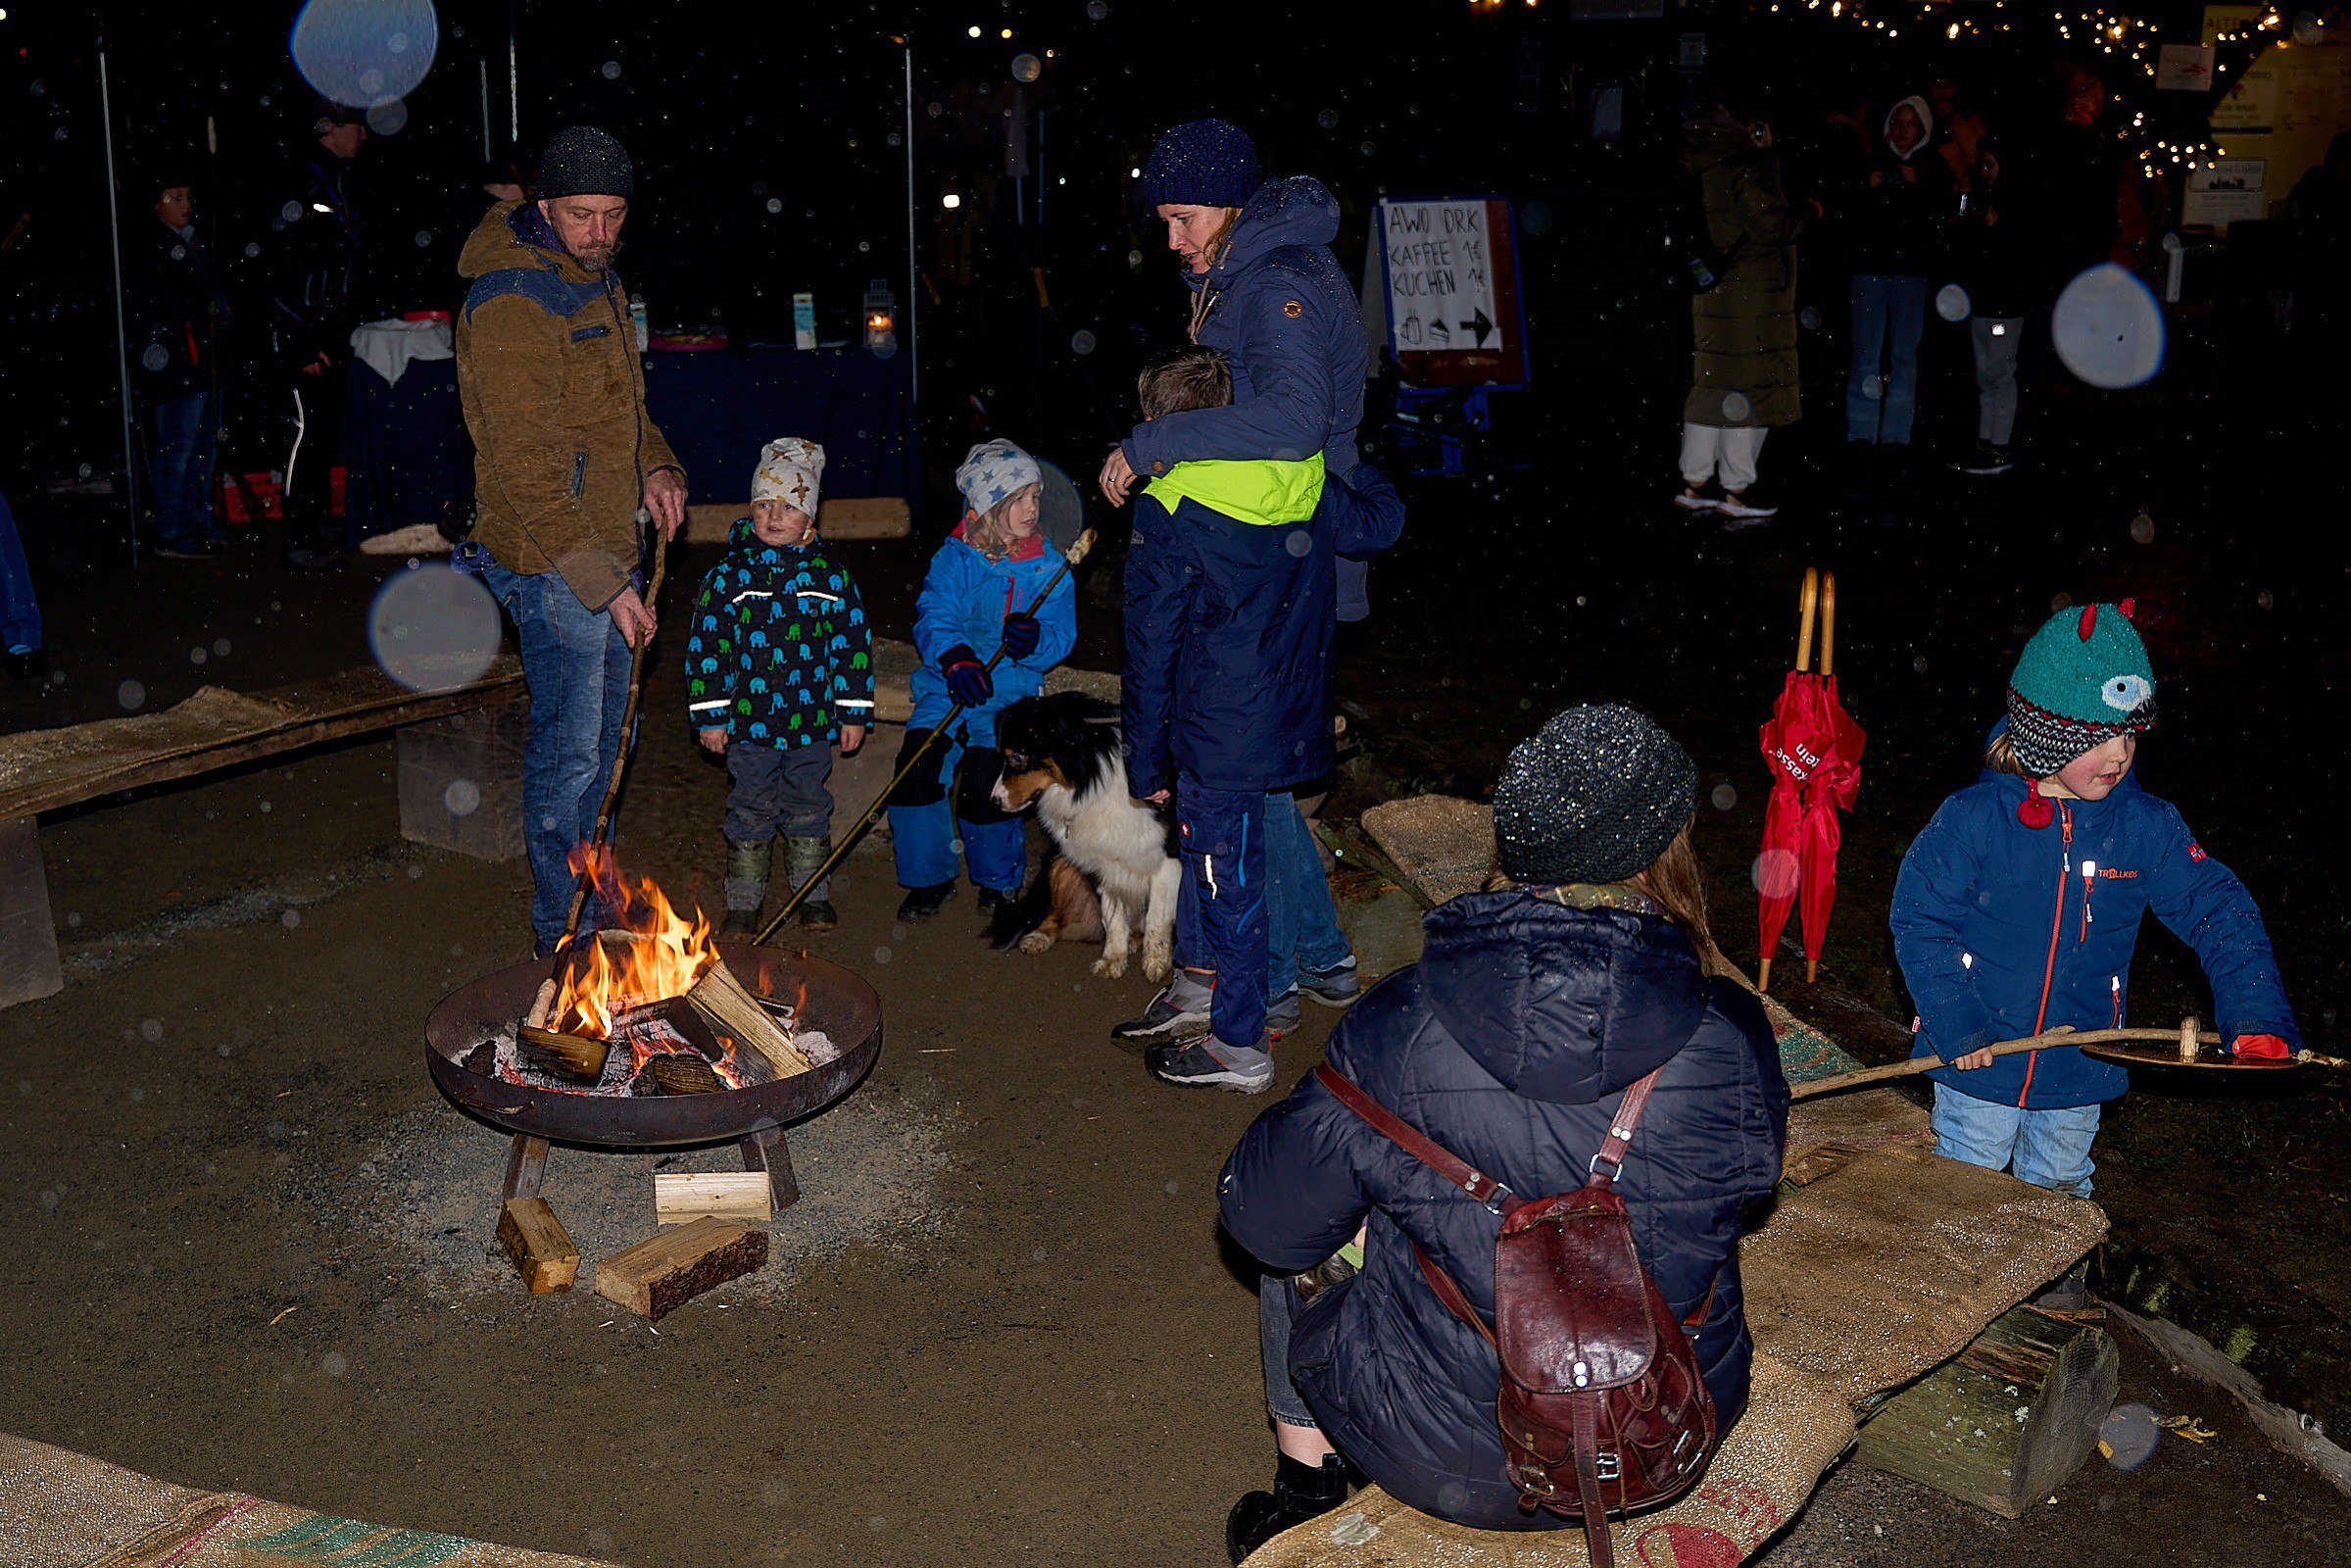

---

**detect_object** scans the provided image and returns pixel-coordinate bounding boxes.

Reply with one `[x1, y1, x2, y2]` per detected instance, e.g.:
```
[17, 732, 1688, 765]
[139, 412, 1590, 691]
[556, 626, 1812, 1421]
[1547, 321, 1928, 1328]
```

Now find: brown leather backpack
[1315, 1063, 1718, 1568]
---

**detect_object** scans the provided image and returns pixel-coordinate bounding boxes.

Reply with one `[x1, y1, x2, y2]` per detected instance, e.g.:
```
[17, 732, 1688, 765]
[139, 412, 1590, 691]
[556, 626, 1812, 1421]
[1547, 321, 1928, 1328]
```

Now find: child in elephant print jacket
[685, 438, 873, 934]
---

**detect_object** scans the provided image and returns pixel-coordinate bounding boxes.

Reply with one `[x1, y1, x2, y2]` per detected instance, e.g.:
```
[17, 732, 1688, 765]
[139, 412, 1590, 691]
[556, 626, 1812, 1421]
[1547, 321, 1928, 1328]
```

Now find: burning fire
[554, 844, 719, 1040]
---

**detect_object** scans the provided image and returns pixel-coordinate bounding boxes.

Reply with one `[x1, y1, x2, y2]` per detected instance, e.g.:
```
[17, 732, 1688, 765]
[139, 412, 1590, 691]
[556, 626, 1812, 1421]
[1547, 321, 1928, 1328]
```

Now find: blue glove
[939, 644, 993, 708]
[1000, 612, 1041, 662]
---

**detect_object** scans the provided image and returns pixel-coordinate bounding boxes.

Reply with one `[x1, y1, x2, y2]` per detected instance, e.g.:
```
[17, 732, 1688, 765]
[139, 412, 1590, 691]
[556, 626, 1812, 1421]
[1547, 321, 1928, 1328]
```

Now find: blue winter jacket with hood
[1120, 178, 1375, 616]
[906, 525, 1078, 747]
[1219, 891, 1788, 1531]
[1893, 777, 2299, 1108]
[1121, 457, 1403, 795]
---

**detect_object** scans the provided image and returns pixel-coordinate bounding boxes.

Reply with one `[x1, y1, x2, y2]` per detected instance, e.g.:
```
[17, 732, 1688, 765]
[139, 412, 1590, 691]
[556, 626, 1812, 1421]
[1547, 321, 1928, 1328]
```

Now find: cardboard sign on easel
[1366, 196, 1530, 388]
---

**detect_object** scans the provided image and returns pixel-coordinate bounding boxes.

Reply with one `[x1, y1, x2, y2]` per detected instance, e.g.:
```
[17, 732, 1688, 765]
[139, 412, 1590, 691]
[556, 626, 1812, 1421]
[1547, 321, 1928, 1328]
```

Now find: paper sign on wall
[2181, 158, 2268, 224]
[1382, 200, 1501, 356]
[2156, 45, 2217, 92]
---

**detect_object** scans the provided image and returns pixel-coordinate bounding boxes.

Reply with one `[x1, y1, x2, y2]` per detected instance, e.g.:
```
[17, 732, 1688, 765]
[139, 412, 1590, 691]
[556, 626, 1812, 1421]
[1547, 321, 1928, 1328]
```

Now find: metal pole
[508, 17, 520, 143]
[904, 43, 917, 406]
[97, 50, 140, 568]
[480, 61, 493, 160]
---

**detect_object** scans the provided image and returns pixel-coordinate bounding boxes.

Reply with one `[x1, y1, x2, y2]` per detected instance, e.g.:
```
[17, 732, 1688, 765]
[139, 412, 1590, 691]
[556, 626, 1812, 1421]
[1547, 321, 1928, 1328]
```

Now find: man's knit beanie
[2005, 600, 2157, 777]
[1494, 705, 1698, 887]
[1143, 120, 1260, 211]
[537, 125, 635, 200]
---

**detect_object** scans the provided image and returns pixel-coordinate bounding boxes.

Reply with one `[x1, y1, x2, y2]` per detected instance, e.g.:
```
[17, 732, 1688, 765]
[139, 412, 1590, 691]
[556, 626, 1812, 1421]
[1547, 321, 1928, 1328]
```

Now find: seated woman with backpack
[1217, 706, 1789, 1561]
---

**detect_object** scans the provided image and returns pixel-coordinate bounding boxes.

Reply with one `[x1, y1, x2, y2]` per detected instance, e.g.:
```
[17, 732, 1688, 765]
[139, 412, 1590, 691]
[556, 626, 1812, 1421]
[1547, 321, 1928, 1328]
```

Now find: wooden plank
[594, 1215, 767, 1321]
[654, 1171, 774, 1225]
[0, 657, 525, 820]
[0, 816, 63, 1008]
[684, 496, 911, 545]
[496, 1198, 580, 1295]
[1853, 1304, 2120, 1516]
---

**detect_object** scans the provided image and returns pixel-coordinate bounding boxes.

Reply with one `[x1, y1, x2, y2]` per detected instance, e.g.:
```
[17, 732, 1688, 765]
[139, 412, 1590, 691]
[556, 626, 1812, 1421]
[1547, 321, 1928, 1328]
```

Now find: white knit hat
[955, 439, 1042, 515]
[751, 437, 824, 513]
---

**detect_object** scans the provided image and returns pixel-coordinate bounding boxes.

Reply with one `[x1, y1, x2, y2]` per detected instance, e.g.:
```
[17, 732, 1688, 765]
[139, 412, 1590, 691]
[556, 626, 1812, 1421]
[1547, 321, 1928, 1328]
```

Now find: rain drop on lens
[443, 780, 481, 817]
[1721, 392, 1751, 421]
[1285, 530, 1311, 558]
[413, 229, 432, 248]
[1069, 329, 1097, 356]
[140, 345, 171, 373]
[368, 569, 502, 694]
[2257, 590, 2275, 611]
[1317, 109, 1339, 130]
[289, 0, 438, 109]
[1799, 306, 1824, 331]
[365, 97, 408, 136]
[117, 680, 146, 710]
[2130, 512, 2155, 544]
[1935, 284, 1972, 322]
[1913, 656, 1929, 673]
[602, 61, 622, 79]
[1086, 0, 1109, 18]
[1711, 785, 1738, 811]
[765, 198, 782, 214]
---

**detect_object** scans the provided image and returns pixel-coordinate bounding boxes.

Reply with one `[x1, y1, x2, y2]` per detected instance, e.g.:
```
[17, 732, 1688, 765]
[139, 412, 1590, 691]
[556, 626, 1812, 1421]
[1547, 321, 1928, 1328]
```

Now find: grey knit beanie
[537, 125, 634, 200]
[1494, 706, 1698, 886]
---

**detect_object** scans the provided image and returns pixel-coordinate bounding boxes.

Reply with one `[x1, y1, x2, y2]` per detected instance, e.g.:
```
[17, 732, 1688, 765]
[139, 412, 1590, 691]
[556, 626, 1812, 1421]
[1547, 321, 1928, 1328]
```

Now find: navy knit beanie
[537, 125, 635, 200]
[1493, 706, 1698, 887]
[1143, 120, 1259, 211]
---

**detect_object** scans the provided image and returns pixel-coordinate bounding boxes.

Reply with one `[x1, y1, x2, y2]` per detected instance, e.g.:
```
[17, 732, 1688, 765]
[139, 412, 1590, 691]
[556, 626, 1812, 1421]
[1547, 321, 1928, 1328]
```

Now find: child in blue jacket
[1120, 348, 1403, 1094]
[885, 439, 1077, 921]
[685, 438, 873, 934]
[1891, 600, 2298, 1204]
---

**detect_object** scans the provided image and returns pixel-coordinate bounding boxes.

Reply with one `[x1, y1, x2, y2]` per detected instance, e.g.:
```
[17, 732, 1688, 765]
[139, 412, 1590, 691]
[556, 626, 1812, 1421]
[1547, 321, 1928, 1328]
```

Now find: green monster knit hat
[2005, 599, 2156, 777]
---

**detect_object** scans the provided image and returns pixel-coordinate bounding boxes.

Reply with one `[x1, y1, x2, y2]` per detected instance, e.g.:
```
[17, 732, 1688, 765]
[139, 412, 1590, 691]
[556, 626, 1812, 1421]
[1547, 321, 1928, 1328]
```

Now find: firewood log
[497, 1198, 579, 1294]
[593, 1216, 767, 1320]
[516, 1023, 612, 1081]
[643, 1053, 723, 1096]
[687, 958, 812, 1077]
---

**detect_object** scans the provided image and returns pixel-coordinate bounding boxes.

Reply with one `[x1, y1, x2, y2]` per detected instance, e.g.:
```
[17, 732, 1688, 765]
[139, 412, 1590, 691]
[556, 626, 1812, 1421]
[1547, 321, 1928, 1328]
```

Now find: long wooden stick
[1795, 566, 1819, 674]
[557, 536, 669, 951]
[1788, 1025, 2287, 1101]
[753, 527, 1098, 946]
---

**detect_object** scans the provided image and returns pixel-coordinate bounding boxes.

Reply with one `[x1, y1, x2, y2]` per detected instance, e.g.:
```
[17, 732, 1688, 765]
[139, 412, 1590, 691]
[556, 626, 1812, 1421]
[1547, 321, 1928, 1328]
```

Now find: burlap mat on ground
[1247, 1352, 1855, 1568]
[1359, 796, 1496, 908]
[867, 637, 1118, 724]
[0, 1433, 616, 1568]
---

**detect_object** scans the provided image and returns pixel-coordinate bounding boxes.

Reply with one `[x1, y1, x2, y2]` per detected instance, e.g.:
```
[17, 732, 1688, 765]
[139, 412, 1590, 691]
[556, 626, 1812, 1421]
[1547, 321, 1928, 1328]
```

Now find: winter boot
[723, 839, 771, 938]
[1225, 1454, 1350, 1563]
[784, 836, 837, 931]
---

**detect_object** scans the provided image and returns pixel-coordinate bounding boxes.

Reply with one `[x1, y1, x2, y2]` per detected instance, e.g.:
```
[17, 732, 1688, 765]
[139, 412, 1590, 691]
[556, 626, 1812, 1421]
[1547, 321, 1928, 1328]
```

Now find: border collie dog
[988, 692, 1181, 981]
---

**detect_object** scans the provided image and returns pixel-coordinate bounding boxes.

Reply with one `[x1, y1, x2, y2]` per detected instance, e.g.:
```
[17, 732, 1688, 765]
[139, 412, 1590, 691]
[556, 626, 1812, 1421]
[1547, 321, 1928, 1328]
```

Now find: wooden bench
[0, 659, 526, 1008]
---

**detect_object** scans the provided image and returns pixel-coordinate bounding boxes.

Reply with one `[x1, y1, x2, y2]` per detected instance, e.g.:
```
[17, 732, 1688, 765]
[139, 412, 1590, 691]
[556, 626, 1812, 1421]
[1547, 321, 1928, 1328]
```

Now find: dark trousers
[281, 365, 348, 553]
[149, 392, 220, 550]
[1177, 774, 1268, 1047]
[724, 741, 835, 843]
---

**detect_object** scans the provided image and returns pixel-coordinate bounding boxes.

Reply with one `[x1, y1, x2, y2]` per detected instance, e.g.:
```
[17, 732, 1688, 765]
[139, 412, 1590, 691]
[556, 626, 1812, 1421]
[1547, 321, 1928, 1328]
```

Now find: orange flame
[554, 844, 718, 1041]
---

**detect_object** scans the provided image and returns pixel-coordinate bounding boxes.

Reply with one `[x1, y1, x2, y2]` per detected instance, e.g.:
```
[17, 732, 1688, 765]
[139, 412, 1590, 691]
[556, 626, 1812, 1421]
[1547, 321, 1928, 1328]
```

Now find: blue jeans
[1931, 1084, 2101, 1198]
[0, 490, 39, 655]
[1846, 273, 1930, 445]
[149, 392, 220, 549]
[474, 557, 633, 956]
[1176, 776, 1269, 1047]
[1266, 794, 1350, 998]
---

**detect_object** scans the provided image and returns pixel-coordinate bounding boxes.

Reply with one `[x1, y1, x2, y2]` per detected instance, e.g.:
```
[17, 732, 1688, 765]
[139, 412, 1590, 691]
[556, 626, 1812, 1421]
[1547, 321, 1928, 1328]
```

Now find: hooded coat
[1850, 96, 1952, 276]
[1219, 891, 1789, 1531]
[906, 526, 1079, 746]
[130, 220, 228, 406]
[684, 522, 874, 749]
[1684, 121, 1804, 429]
[456, 200, 685, 613]
[1893, 779, 2299, 1109]
[1121, 177, 1377, 618]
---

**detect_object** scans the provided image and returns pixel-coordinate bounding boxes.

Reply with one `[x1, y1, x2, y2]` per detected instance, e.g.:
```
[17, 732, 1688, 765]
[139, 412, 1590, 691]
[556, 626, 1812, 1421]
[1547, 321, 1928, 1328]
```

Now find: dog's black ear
[990, 869, 1053, 950]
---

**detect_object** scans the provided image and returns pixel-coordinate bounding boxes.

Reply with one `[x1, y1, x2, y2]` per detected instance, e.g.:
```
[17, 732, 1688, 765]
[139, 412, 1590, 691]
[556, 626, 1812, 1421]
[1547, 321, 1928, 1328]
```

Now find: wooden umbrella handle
[1796, 567, 1819, 673]
[1819, 571, 1837, 679]
[1788, 1025, 2226, 1101]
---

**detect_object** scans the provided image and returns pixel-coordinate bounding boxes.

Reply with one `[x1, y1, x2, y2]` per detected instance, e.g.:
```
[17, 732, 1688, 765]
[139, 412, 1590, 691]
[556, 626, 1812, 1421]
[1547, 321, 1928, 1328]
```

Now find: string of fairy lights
[1749, 1, 2302, 171]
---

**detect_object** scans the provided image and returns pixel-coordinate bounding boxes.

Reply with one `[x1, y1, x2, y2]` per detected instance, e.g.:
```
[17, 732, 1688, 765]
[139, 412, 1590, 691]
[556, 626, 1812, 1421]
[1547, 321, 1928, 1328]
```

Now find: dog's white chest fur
[1036, 755, 1162, 907]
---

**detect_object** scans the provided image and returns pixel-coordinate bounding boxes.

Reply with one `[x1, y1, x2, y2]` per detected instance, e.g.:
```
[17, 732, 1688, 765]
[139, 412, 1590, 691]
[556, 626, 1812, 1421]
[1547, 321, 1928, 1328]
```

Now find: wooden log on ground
[1853, 1303, 2121, 1516]
[0, 816, 64, 1008]
[594, 1215, 768, 1321]
[654, 1171, 774, 1225]
[496, 1198, 580, 1295]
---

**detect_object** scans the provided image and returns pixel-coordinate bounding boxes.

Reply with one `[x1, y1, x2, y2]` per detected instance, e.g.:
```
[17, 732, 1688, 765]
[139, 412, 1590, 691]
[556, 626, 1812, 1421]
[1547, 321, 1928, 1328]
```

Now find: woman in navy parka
[1216, 708, 1788, 1557]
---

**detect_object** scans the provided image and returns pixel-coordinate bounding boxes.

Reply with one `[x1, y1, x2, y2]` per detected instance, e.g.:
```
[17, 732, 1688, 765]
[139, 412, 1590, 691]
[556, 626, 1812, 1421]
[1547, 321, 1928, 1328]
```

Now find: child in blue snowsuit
[1891, 600, 2298, 1212]
[685, 438, 873, 934]
[886, 439, 1077, 921]
[1120, 348, 1404, 1093]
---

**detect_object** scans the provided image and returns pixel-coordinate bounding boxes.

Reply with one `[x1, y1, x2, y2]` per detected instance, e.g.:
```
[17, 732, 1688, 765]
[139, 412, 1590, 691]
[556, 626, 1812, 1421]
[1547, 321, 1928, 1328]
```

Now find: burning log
[524, 978, 558, 1030]
[688, 957, 813, 1078]
[594, 1215, 768, 1321]
[516, 1023, 612, 1082]
[496, 1198, 580, 1294]
[653, 1171, 773, 1224]
[635, 1054, 724, 1096]
[461, 1040, 499, 1077]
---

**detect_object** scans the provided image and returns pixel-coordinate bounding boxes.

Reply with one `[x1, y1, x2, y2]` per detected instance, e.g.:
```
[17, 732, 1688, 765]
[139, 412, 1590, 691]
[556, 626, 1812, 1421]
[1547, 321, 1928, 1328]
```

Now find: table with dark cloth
[642, 348, 924, 515]
[339, 358, 470, 547]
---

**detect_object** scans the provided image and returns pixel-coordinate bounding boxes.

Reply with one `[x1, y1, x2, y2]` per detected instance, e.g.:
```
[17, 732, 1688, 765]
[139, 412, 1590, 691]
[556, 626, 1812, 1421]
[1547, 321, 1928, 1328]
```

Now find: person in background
[132, 173, 230, 560]
[1216, 706, 1788, 1556]
[1891, 602, 2298, 1299]
[685, 438, 872, 936]
[455, 124, 689, 957]
[260, 98, 372, 572]
[886, 440, 1077, 921]
[1844, 94, 1949, 467]
[1676, 92, 1805, 527]
[1949, 139, 2033, 476]
[1930, 75, 1989, 194]
[0, 489, 41, 680]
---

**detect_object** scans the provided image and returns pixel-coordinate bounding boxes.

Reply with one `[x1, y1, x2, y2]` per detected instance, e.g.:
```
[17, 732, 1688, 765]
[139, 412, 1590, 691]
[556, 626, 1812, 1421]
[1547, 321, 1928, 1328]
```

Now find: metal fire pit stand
[499, 1127, 800, 1211]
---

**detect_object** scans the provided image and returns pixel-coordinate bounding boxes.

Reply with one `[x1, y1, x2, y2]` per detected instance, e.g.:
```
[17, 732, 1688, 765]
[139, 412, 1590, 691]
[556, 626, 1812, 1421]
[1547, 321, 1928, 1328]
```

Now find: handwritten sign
[1373, 196, 1528, 386]
[2181, 158, 2267, 225]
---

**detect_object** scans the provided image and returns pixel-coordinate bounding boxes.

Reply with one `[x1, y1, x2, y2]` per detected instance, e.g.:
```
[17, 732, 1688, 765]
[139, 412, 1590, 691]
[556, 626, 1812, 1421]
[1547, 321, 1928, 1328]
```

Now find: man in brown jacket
[456, 124, 687, 955]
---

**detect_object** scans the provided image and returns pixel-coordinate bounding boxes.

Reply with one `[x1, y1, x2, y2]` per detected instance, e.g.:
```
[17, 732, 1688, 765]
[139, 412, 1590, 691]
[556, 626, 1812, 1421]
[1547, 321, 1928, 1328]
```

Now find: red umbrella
[1757, 570, 1866, 990]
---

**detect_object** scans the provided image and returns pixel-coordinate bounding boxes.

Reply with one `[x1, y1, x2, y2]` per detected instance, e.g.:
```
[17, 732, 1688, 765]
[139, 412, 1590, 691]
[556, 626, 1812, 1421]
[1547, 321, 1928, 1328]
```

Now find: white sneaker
[1674, 484, 1723, 512]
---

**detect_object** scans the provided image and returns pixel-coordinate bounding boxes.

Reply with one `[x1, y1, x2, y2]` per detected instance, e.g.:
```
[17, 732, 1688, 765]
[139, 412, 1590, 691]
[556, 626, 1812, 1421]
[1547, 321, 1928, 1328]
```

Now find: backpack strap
[1314, 1062, 1518, 1216]
[1585, 1072, 1663, 1191]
